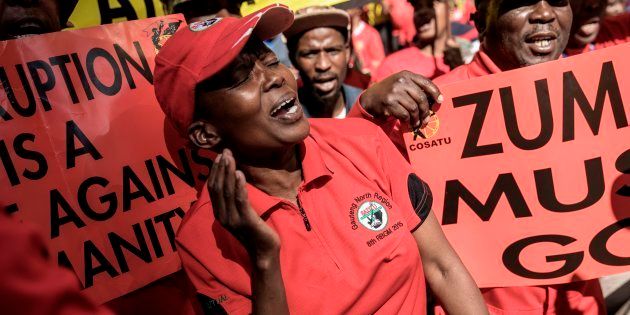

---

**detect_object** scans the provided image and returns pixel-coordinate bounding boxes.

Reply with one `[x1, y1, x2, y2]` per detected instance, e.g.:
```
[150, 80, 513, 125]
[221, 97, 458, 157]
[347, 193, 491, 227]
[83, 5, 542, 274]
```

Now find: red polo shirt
[176, 119, 433, 314]
[352, 20, 386, 75]
[372, 46, 451, 83]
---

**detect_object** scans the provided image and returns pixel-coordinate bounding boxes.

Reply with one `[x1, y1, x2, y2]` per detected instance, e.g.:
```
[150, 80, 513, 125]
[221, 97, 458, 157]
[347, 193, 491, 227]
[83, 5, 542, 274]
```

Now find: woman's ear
[188, 121, 221, 150]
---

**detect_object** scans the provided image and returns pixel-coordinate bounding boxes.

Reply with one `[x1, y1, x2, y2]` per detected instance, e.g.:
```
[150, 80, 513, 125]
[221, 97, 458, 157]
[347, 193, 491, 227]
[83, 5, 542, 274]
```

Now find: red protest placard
[404, 43, 630, 288]
[0, 16, 212, 303]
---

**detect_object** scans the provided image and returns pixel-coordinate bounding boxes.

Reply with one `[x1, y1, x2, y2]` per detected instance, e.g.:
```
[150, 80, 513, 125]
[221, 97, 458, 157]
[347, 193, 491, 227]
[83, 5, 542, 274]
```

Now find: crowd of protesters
[0, 0, 629, 314]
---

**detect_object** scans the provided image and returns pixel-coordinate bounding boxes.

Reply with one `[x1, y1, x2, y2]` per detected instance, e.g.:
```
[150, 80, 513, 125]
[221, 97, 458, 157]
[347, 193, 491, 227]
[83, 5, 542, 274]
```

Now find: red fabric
[372, 46, 451, 83]
[384, 0, 417, 46]
[564, 12, 630, 56]
[0, 213, 112, 315]
[352, 20, 386, 75]
[595, 12, 630, 47]
[105, 271, 202, 315]
[176, 119, 429, 314]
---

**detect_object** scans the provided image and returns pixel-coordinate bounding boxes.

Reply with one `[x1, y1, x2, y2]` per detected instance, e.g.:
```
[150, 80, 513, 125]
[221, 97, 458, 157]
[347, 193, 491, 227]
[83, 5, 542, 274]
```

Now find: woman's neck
[236, 146, 303, 202]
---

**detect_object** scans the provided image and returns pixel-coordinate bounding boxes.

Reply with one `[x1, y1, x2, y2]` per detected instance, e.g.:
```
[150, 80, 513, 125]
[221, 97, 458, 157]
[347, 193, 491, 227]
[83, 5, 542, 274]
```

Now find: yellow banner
[241, 0, 348, 15]
[69, 0, 166, 29]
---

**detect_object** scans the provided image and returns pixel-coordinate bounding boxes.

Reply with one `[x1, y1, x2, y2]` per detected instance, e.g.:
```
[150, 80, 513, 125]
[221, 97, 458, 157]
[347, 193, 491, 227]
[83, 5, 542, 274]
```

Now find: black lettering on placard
[114, 42, 153, 87]
[145, 159, 165, 199]
[97, 0, 138, 24]
[27, 60, 55, 111]
[78, 177, 118, 221]
[500, 79, 554, 150]
[563, 61, 628, 142]
[442, 174, 532, 225]
[191, 148, 213, 181]
[0, 65, 35, 119]
[109, 223, 152, 273]
[86, 48, 122, 96]
[157, 150, 195, 195]
[616, 149, 630, 197]
[50, 189, 87, 238]
[75, 206, 186, 288]
[57, 250, 75, 270]
[0, 139, 20, 186]
[534, 157, 605, 212]
[454, 90, 504, 159]
[13, 133, 48, 182]
[66, 120, 103, 169]
[145, 218, 164, 258]
[49, 55, 80, 104]
[122, 165, 157, 211]
[84, 240, 120, 288]
[590, 218, 630, 266]
[154, 207, 185, 251]
[71, 53, 96, 101]
[503, 235, 583, 279]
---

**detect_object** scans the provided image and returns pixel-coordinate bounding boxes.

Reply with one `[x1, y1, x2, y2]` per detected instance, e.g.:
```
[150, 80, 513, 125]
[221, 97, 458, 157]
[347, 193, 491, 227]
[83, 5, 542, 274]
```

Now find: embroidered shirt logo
[357, 201, 388, 231]
[189, 18, 221, 32]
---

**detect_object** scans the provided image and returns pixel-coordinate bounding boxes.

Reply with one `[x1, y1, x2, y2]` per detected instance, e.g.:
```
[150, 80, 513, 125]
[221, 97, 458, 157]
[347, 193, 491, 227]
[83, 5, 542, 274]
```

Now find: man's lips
[525, 31, 559, 55]
[5, 18, 46, 39]
[312, 76, 338, 94]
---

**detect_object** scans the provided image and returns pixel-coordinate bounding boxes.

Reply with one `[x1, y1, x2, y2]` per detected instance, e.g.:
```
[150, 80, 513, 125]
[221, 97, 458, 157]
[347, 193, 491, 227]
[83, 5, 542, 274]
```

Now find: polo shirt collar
[246, 135, 334, 217]
[469, 46, 503, 76]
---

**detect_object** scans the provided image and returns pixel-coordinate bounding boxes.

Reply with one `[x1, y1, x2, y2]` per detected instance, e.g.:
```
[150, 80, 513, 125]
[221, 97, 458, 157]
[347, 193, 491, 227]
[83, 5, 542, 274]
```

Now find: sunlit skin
[0, 0, 62, 40]
[568, 0, 606, 49]
[479, 0, 573, 70]
[292, 27, 350, 118]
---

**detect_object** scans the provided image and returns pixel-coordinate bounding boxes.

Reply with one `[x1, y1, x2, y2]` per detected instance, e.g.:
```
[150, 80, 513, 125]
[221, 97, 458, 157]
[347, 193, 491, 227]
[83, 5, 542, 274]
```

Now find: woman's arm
[413, 210, 489, 315]
[209, 149, 289, 315]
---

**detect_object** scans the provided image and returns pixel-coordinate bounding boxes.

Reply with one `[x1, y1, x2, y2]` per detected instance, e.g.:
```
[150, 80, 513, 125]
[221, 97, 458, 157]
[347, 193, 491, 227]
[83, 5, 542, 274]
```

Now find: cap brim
[251, 4, 295, 40]
[197, 4, 293, 83]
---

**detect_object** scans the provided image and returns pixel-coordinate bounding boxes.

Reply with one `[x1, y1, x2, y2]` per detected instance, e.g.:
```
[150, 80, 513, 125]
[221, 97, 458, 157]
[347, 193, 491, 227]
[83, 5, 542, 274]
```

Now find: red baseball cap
[154, 4, 294, 135]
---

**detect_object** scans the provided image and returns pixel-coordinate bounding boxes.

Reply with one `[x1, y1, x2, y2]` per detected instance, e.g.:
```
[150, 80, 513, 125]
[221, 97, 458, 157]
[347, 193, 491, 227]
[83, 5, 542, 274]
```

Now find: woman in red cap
[154, 4, 487, 314]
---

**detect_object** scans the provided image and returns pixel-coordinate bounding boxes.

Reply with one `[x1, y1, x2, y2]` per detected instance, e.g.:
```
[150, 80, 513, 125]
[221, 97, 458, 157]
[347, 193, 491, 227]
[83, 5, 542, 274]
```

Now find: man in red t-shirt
[565, 0, 630, 56]
[350, 0, 607, 313]
[373, 0, 463, 82]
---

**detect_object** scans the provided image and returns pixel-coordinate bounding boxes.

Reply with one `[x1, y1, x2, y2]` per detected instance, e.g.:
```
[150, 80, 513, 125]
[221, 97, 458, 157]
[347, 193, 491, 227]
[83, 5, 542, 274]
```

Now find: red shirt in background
[0, 213, 112, 315]
[384, 0, 417, 46]
[371, 46, 451, 83]
[565, 12, 630, 56]
[595, 12, 630, 46]
[176, 119, 432, 314]
[352, 20, 386, 75]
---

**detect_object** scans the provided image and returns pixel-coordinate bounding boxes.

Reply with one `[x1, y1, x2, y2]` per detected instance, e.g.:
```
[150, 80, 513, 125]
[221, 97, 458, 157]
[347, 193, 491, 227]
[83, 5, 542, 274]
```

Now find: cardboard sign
[0, 15, 212, 303]
[69, 0, 166, 29]
[404, 43, 630, 287]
